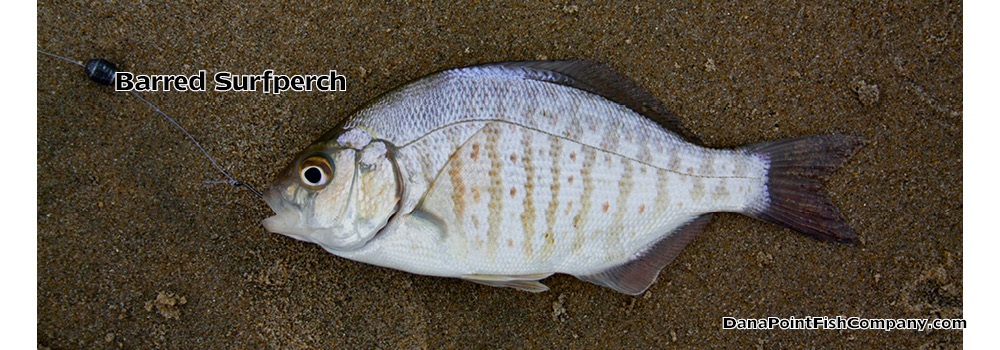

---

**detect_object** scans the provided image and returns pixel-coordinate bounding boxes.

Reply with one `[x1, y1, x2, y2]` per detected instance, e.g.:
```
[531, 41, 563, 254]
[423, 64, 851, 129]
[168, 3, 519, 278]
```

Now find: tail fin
[742, 135, 864, 244]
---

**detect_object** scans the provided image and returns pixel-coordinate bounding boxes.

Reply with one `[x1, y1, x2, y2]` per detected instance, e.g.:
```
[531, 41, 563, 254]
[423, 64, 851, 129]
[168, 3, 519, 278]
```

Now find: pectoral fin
[461, 273, 554, 293]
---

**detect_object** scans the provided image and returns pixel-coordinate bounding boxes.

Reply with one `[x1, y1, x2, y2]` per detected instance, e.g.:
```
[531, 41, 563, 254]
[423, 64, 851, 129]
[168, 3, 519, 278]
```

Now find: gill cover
[263, 129, 400, 251]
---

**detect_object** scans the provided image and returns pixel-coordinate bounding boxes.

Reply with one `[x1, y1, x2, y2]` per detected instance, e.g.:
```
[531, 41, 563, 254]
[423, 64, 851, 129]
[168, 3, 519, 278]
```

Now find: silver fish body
[263, 60, 861, 294]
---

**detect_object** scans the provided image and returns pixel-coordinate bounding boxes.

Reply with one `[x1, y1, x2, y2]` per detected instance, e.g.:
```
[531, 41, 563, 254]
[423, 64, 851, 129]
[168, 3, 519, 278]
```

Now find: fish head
[262, 133, 399, 251]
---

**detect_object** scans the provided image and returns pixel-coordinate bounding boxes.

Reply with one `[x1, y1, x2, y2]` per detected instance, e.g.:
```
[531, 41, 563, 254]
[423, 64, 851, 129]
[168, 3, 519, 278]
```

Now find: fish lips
[261, 186, 312, 241]
[260, 184, 370, 250]
[262, 195, 336, 249]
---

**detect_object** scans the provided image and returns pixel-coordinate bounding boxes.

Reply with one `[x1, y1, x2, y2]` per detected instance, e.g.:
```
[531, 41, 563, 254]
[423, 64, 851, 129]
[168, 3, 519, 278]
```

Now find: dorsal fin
[577, 214, 713, 295]
[479, 60, 703, 145]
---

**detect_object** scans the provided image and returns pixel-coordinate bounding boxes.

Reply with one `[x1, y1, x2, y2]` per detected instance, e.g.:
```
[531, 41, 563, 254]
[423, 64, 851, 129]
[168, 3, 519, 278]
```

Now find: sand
[37, 1, 962, 348]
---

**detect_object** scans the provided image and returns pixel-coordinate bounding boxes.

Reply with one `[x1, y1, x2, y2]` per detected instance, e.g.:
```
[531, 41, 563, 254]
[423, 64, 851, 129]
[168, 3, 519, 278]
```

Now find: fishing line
[38, 49, 264, 200]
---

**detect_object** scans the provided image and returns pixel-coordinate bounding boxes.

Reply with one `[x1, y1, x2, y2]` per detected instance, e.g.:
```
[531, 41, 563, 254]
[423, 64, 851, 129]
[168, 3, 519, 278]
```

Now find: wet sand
[38, 1, 961, 348]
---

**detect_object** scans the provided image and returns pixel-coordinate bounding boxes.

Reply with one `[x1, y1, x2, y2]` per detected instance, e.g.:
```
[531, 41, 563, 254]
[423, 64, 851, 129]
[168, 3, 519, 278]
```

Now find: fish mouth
[261, 186, 315, 243]
[263, 215, 322, 244]
[263, 208, 326, 245]
[261, 185, 351, 249]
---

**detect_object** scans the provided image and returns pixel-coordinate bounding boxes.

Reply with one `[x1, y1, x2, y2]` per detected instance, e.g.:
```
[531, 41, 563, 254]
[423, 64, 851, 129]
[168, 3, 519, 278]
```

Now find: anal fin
[461, 273, 554, 293]
[577, 214, 713, 295]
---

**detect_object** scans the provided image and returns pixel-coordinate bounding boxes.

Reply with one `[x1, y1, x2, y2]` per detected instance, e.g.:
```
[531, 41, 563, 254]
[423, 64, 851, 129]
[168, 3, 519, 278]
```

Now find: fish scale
[262, 60, 863, 294]
[357, 73, 765, 271]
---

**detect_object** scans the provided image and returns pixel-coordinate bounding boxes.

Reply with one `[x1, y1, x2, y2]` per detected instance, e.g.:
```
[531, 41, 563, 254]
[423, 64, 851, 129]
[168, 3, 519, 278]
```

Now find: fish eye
[298, 156, 333, 189]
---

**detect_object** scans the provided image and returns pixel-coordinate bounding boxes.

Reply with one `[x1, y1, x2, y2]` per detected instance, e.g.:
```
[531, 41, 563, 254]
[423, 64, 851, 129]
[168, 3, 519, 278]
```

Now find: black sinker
[85, 59, 118, 85]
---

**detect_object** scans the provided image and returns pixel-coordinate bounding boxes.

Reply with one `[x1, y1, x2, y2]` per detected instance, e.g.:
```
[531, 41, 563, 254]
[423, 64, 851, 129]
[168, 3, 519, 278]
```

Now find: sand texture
[38, 1, 961, 348]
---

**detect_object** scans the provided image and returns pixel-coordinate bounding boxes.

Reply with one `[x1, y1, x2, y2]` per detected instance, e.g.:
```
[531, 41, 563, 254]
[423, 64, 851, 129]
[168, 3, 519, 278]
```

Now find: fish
[261, 60, 863, 295]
